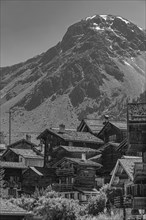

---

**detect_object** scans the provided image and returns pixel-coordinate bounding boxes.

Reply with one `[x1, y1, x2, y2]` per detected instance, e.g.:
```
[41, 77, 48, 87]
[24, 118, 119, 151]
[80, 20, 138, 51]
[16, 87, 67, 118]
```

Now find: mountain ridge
[1, 14, 146, 143]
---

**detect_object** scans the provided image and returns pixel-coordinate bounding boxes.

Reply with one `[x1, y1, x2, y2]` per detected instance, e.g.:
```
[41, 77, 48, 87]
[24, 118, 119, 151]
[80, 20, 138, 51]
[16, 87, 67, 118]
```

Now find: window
[70, 193, 74, 199]
[137, 152, 142, 157]
[109, 135, 116, 142]
[65, 194, 68, 198]
[8, 188, 16, 197]
[10, 176, 14, 182]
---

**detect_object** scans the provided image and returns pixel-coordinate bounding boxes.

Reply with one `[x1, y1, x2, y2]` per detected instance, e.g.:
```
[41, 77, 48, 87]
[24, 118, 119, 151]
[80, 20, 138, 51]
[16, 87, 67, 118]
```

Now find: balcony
[7, 181, 22, 190]
[127, 184, 146, 197]
[134, 163, 146, 183]
[56, 168, 74, 176]
[133, 197, 146, 209]
[52, 183, 73, 192]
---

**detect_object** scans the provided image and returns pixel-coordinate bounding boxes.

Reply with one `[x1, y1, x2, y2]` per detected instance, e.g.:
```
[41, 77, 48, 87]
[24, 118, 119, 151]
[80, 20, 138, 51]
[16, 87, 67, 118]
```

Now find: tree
[86, 192, 107, 216]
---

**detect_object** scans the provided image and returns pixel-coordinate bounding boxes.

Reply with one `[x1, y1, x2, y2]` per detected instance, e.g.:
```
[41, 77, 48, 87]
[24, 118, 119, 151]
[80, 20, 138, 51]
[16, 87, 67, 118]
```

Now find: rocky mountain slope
[1, 14, 146, 143]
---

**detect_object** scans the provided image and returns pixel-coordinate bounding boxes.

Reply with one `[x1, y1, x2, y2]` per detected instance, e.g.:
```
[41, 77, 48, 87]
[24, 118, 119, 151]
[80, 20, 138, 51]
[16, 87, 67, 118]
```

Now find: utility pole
[8, 109, 12, 145]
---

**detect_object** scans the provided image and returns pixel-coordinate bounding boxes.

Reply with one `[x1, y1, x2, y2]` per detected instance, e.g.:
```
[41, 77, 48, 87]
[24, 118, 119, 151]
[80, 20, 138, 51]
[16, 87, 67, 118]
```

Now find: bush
[86, 192, 107, 216]
[35, 197, 82, 220]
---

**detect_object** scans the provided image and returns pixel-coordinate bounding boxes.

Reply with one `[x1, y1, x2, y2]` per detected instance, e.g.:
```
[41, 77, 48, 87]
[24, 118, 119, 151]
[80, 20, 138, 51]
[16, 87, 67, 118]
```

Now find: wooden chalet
[77, 118, 104, 136]
[0, 198, 29, 220]
[126, 103, 146, 212]
[89, 142, 122, 184]
[97, 118, 127, 143]
[22, 167, 56, 194]
[109, 156, 142, 188]
[52, 156, 101, 203]
[0, 137, 44, 197]
[51, 145, 99, 164]
[37, 124, 104, 167]
[2, 148, 44, 167]
[0, 161, 27, 198]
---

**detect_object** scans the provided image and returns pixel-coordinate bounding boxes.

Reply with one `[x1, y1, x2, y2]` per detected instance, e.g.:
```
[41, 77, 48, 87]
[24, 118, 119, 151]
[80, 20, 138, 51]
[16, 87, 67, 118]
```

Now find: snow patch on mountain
[117, 16, 130, 24]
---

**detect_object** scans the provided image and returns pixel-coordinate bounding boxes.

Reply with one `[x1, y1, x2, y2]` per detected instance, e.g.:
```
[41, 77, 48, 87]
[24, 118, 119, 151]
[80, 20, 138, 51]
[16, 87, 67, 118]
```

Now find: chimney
[103, 115, 109, 124]
[26, 134, 31, 142]
[59, 124, 65, 133]
[81, 153, 86, 161]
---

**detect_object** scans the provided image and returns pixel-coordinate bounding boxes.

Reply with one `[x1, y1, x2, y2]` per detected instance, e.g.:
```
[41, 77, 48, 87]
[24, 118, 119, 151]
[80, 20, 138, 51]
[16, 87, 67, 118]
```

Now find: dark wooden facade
[0, 161, 27, 197]
[95, 142, 122, 183]
[22, 167, 56, 194]
[97, 121, 127, 143]
[2, 148, 44, 167]
[51, 157, 101, 202]
[37, 126, 103, 167]
[126, 103, 146, 211]
[127, 103, 146, 155]
[51, 145, 99, 165]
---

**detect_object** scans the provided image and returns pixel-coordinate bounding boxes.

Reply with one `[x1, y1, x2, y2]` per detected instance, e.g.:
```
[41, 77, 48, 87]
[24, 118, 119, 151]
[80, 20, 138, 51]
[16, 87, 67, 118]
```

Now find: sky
[1, 0, 146, 67]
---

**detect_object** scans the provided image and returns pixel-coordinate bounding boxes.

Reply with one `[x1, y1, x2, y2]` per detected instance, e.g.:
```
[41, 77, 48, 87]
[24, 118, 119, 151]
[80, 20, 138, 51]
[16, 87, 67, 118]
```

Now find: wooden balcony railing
[56, 168, 74, 176]
[52, 183, 73, 192]
[7, 181, 22, 189]
[133, 197, 146, 209]
[127, 184, 146, 197]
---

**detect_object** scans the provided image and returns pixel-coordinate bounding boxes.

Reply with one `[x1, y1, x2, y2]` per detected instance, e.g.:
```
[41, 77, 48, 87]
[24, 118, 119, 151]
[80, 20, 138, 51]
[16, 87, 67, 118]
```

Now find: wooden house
[51, 145, 99, 164]
[52, 156, 101, 203]
[89, 142, 122, 184]
[0, 161, 27, 198]
[97, 119, 127, 143]
[6, 136, 39, 150]
[77, 118, 104, 136]
[109, 156, 142, 189]
[125, 102, 146, 211]
[2, 148, 44, 167]
[37, 124, 104, 167]
[22, 167, 56, 194]
[0, 198, 29, 220]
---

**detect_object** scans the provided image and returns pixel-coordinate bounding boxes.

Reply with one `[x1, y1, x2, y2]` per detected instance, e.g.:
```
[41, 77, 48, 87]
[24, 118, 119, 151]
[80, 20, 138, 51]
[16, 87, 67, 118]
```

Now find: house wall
[0, 215, 25, 220]
[25, 158, 44, 167]
[22, 169, 55, 194]
[43, 132, 102, 167]
[2, 151, 19, 162]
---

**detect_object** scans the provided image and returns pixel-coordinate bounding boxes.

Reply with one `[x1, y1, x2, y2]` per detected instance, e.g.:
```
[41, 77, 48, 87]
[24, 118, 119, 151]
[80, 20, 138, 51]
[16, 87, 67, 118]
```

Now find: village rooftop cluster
[0, 103, 146, 219]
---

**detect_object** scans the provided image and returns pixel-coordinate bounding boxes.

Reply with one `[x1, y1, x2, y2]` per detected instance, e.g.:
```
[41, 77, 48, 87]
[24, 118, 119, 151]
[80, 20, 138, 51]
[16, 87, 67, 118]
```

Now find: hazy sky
[1, 0, 146, 67]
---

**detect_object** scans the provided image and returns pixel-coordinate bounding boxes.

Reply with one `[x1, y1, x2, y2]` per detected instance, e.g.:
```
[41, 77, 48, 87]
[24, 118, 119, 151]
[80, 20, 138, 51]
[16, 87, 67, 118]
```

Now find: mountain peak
[1, 14, 146, 142]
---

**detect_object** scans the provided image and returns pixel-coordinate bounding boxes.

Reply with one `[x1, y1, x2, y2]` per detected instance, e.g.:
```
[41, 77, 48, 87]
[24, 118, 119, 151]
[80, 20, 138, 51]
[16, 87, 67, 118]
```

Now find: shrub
[86, 192, 107, 216]
[35, 197, 81, 220]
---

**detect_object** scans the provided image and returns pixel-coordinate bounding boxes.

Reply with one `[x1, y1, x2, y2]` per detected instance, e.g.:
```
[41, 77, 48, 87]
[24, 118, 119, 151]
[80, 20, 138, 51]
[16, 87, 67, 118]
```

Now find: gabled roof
[0, 161, 27, 169]
[6, 138, 37, 148]
[37, 128, 103, 144]
[28, 166, 55, 176]
[53, 157, 102, 168]
[97, 121, 127, 137]
[10, 148, 43, 159]
[97, 142, 120, 153]
[56, 145, 99, 153]
[0, 198, 28, 216]
[116, 138, 128, 152]
[109, 156, 142, 186]
[77, 118, 104, 134]
[88, 154, 102, 161]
